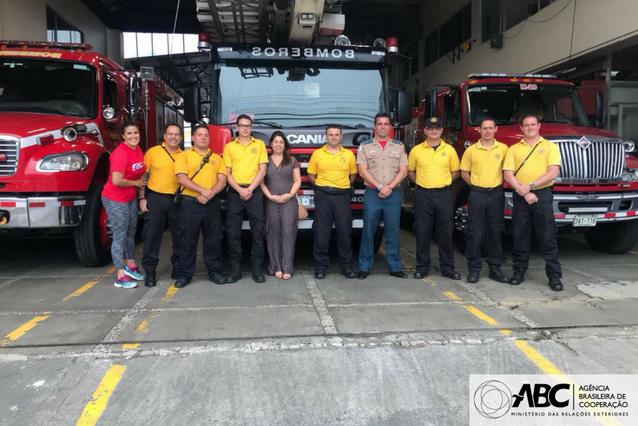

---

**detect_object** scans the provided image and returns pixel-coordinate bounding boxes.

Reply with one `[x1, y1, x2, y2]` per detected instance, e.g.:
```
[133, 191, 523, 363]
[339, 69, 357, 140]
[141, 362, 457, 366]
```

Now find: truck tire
[584, 221, 638, 254]
[74, 185, 111, 266]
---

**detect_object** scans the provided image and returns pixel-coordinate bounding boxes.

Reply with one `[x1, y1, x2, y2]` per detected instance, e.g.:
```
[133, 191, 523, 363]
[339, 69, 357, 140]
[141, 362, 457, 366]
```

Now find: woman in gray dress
[260, 131, 301, 280]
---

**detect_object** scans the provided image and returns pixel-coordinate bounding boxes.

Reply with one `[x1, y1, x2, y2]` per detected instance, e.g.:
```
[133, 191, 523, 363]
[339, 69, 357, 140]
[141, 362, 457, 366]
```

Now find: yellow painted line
[135, 319, 150, 334]
[160, 285, 179, 304]
[442, 290, 461, 301]
[0, 314, 50, 346]
[465, 305, 499, 326]
[442, 291, 500, 326]
[440, 289, 622, 425]
[121, 343, 140, 350]
[514, 339, 562, 375]
[121, 288, 176, 350]
[63, 279, 100, 302]
[63, 264, 115, 302]
[75, 364, 127, 426]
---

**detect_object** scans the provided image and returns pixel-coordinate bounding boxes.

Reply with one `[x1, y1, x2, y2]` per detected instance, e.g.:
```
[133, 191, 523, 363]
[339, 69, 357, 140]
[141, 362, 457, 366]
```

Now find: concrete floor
[1, 230, 637, 425]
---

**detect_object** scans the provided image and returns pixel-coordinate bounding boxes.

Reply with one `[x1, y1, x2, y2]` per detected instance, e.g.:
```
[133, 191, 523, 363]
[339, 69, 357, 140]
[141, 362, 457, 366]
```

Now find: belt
[315, 186, 350, 195]
[416, 185, 450, 192]
[470, 185, 503, 194]
[181, 195, 199, 203]
[532, 186, 553, 193]
[147, 188, 175, 198]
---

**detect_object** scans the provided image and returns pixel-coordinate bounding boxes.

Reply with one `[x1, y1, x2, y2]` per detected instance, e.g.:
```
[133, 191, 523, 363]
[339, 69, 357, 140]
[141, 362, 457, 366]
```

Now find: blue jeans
[102, 196, 138, 270]
[358, 189, 402, 272]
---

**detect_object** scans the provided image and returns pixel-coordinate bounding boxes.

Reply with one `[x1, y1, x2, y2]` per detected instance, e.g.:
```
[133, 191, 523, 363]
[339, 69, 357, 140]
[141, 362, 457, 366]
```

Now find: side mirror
[389, 89, 413, 126]
[397, 90, 413, 125]
[184, 86, 201, 123]
[595, 91, 605, 128]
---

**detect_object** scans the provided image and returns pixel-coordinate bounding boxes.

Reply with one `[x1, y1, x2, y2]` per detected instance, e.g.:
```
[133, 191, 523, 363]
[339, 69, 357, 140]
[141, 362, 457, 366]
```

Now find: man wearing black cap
[407, 116, 461, 280]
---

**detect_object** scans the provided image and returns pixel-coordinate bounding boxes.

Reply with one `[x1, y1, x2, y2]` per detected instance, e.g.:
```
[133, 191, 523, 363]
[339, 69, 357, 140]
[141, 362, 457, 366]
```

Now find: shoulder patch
[361, 138, 373, 145]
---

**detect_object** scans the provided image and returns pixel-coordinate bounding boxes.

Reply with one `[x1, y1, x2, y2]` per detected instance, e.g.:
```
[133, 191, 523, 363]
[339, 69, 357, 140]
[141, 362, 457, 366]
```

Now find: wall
[411, 0, 638, 94]
[0, 0, 121, 62]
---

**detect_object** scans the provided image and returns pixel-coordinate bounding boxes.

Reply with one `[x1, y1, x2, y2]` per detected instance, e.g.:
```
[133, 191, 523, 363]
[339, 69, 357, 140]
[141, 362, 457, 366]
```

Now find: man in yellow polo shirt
[503, 114, 562, 291]
[173, 122, 227, 288]
[139, 123, 183, 287]
[307, 124, 358, 279]
[408, 116, 461, 280]
[223, 114, 268, 283]
[460, 117, 509, 284]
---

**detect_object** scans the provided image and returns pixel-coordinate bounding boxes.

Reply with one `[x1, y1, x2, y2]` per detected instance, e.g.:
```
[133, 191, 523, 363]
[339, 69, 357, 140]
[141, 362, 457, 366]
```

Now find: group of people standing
[100, 111, 563, 292]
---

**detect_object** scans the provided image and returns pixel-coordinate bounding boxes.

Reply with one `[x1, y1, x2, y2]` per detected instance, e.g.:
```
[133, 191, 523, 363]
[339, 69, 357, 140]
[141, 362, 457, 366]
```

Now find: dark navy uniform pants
[414, 186, 455, 274]
[511, 188, 562, 278]
[177, 196, 223, 281]
[465, 186, 505, 273]
[141, 190, 181, 279]
[313, 187, 355, 273]
[226, 186, 265, 274]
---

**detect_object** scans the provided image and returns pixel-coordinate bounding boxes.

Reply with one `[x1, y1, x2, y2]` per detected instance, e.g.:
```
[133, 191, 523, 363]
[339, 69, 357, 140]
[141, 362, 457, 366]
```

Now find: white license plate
[298, 195, 314, 208]
[573, 215, 597, 227]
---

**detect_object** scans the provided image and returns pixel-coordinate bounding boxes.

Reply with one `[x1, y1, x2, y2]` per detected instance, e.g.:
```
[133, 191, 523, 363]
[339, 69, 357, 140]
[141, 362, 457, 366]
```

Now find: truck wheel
[584, 221, 638, 254]
[74, 185, 111, 266]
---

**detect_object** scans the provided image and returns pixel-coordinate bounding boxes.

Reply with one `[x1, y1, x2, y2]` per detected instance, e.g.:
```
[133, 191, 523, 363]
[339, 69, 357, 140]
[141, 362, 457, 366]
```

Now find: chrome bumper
[0, 196, 86, 228]
[504, 191, 638, 224]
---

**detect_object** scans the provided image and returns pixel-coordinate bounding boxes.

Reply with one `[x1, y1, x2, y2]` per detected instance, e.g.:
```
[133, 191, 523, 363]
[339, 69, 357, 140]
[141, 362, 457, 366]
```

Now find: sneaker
[124, 265, 145, 281]
[114, 275, 138, 289]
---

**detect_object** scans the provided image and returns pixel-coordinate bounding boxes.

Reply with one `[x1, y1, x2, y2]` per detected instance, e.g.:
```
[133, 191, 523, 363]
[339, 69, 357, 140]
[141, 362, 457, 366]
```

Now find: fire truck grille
[0, 137, 18, 176]
[552, 137, 625, 183]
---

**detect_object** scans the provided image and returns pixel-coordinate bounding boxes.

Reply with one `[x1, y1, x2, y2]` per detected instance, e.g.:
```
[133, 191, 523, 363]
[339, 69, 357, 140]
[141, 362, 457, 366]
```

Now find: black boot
[509, 270, 525, 286]
[144, 274, 157, 287]
[226, 265, 241, 284]
[488, 265, 509, 284]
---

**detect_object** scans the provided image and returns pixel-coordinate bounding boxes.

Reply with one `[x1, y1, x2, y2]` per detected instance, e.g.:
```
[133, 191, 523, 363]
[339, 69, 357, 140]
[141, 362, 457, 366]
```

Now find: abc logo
[474, 380, 572, 419]
[473, 380, 512, 419]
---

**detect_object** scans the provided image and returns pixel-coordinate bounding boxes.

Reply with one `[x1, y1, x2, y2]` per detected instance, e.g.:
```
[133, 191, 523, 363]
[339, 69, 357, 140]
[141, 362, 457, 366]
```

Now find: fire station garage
[1, 1, 638, 424]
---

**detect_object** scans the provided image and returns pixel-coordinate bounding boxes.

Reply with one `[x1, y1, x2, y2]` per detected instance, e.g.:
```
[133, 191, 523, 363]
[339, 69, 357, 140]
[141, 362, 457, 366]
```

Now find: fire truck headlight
[621, 169, 638, 182]
[37, 153, 88, 172]
[623, 140, 635, 153]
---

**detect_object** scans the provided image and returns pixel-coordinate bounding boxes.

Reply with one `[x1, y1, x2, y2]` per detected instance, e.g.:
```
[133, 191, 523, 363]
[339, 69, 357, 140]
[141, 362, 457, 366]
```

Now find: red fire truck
[199, 43, 411, 247]
[403, 73, 638, 254]
[0, 41, 183, 265]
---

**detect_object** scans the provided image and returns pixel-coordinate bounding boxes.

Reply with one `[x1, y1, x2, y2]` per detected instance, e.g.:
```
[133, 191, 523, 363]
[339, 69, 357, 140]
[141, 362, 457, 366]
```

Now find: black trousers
[466, 187, 505, 273]
[226, 187, 265, 272]
[414, 187, 455, 274]
[177, 196, 223, 280]
[141, 190, 180, 279]
[313, 189, 354, 273]
[512, 188, 562, 278]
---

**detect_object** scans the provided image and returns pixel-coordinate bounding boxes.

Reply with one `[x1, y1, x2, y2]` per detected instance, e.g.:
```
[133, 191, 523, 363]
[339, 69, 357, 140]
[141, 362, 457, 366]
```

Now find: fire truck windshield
[0, 58, 97, 118]
[466, 83, 589, 127]
[214, 64, 384, 128]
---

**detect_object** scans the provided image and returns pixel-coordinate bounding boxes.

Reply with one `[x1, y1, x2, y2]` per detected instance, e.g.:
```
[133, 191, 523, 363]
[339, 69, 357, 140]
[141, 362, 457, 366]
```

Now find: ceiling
[81, 0, 423, 44]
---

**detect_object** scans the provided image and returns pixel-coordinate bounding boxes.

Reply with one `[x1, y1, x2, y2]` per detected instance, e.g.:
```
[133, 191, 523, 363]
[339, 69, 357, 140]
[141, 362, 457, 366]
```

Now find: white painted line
[303, 274, 338, 335]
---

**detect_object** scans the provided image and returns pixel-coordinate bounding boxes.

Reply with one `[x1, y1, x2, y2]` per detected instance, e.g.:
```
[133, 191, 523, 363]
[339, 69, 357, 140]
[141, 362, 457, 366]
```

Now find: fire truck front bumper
[0, 196, 86, 228]
[504, 190, 638, 226]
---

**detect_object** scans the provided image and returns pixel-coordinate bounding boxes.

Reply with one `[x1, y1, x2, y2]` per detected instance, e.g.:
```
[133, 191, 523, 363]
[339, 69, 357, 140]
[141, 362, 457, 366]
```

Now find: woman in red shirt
[102, 122, 147, 288]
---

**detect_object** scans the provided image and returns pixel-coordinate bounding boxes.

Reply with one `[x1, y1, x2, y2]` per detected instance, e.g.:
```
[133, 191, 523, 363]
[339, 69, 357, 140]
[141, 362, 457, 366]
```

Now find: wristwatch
[376, 184, 383, 191]
[529, 182, 536, 190]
